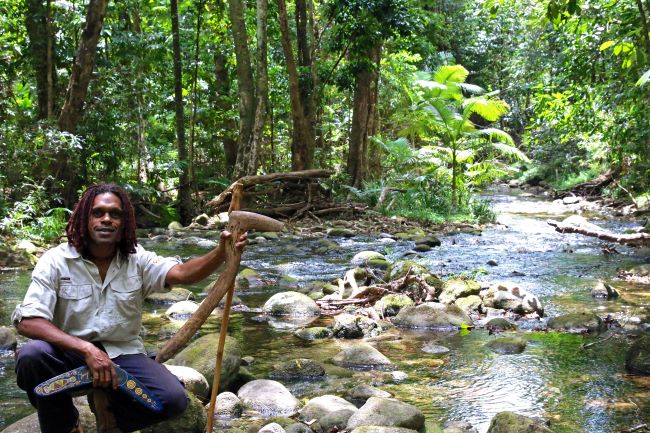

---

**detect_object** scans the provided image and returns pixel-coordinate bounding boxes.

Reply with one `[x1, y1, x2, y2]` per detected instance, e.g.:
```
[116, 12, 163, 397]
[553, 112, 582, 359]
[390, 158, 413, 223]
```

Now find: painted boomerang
[34, 365, 163, 412]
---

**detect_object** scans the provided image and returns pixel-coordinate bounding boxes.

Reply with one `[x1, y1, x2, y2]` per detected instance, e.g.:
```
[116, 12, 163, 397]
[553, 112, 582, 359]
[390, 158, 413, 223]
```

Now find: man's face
[88, 193, 124, 248]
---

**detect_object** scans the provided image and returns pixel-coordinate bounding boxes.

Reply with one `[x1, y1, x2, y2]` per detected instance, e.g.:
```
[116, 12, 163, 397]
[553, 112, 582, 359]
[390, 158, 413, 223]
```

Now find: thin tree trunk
[214, 53, 238, 174]
[188, 1, 204, 190]
[171, 0, 193, 225]
[451, 149, 458, 209]
[636, 0, 650, 58]
[347, 45, 380, 187]
[26, 0, 56, 120]
[57, 0, 109, 132]
[237, 0, 269, 177]
[295, 0, 316, 165]
[277, 0, 314, 170]
[228, 0, 255, 177]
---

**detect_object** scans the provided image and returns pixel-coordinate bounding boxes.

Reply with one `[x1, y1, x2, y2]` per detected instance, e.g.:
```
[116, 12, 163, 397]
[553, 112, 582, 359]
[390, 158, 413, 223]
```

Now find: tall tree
[228, 0, 255, 177]
[25, 0, 56, 119]
[57, 0, 109, 132]
[171, 0, 193, 225]
[278, 0, 315, 170]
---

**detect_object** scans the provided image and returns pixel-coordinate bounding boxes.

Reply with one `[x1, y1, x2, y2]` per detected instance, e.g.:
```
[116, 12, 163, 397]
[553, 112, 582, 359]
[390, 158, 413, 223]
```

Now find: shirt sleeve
[11, 252, 58, 325]
[137, 246, 182, 297]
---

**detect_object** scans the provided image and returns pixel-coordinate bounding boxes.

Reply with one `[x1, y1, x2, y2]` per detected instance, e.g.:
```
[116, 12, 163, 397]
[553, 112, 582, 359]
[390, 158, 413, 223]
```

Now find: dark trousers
[15, 340, 188, 433]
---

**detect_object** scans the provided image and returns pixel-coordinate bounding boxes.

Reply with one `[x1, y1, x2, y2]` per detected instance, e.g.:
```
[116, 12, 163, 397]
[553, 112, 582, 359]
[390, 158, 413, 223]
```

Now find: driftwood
[206, 169, 333, 210]
[547, 219, 650, 247]
[554, 167, 619, 199]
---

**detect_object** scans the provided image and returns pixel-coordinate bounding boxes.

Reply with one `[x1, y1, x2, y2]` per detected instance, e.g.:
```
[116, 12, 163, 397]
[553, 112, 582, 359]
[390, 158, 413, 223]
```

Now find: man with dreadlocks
[12, 183, 247, 433]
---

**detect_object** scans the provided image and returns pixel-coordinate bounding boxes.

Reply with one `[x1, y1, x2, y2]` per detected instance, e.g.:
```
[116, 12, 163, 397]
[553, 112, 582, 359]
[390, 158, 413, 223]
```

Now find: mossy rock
[294, 327, 334, 341]
[141, 392, 207, 433]
[626, 335, 650, 374]
[485, 337, 527, 355]
[146, 287, 195, 304]
[486, 411, 554, 433]
[547, 312, 605, 334]
[485, 318, 517, 332]
[375, 294, 414, 317]
[327, 227, 356, 237]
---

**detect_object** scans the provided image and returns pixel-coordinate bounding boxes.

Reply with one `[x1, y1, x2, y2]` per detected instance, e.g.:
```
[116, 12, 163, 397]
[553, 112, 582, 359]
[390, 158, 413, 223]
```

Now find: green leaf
[599, 41, 615, 51]
[636, 69, 650, 86]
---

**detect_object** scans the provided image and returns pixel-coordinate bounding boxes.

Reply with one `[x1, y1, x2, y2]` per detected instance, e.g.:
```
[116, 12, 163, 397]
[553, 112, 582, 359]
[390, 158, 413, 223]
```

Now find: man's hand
[82, 342, 118, 389]
[219, 230, 248, 253]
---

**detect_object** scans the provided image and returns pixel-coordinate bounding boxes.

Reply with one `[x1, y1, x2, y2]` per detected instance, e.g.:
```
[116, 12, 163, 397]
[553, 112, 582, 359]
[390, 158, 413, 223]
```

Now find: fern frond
[433, 65, 469, 85]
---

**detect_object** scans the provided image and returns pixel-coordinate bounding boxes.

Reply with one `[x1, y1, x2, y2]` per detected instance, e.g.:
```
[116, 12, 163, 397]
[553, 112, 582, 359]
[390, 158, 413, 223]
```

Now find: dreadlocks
[66, 184, 138, 257]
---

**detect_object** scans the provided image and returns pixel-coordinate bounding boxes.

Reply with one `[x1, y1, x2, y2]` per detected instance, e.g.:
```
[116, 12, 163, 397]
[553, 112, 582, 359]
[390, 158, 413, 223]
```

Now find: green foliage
[0, 180, 69, 243]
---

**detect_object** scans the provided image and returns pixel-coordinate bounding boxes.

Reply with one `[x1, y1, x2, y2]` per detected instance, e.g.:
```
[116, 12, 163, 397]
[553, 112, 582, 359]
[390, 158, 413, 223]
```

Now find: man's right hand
[82, 342, 118, 389]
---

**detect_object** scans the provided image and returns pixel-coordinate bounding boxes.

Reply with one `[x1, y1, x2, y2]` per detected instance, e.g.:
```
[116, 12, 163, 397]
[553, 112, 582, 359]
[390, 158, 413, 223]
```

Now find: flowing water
[1, 190, 649, 432]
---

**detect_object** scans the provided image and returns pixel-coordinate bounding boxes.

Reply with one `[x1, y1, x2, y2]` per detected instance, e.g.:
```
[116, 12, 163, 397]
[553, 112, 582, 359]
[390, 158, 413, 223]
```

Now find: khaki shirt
[12, 243, 181, 358]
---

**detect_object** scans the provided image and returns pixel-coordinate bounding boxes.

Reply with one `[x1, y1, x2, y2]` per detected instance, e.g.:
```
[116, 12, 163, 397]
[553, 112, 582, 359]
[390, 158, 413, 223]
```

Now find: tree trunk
[277, 0, 315, 171]
[214, 53, 238, 174]
[636, 0, 650, 59]
[188, 1, 205, 190]
[228, 0, 255, 177]
[171, 0, 193, 225]
[26, 0, 56, 119]
[347, 45, 380, 187]
[235, 0, 269, 177]
[57, 0, 109, 132]
[295, 0, 316, 166]
[451, 148, 458, 209]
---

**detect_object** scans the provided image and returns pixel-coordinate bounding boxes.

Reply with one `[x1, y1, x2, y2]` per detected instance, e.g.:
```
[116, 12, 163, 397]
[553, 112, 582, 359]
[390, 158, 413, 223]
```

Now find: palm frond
[477, 128, 515, 146]
[489, 141, 530, 161]
[463, 97, 509, 122]
[457, 82, 485, 95]
[433, 65, 469, 85]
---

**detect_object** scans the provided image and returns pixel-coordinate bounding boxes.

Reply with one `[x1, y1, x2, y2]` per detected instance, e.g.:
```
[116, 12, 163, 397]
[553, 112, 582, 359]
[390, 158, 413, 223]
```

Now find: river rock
[591, 281, 619, 299]
[625, 335, 650, 374]
[439, 279, 481, 304]
[215, 391, 243, 418]
[197, 239, 218, 249]
[486, 411, 554, 433]
[421, 343, 450, 355]
[168, 333, 241, 392]
[236, 268, 267, 290]
[350, 428, 419, 433]
[374, 294, 414, 317]
[485, 318, 518, 333]
[412, 235, 442, 247]
[270, 358, 326, 380]
[443, 421, 478, 433]
[259, 423, 287, 433]
[346, 397, 425, 431]
[0, 326, 17, 351]
[485, 337, 527, 354]
[332, 314, 384, 338]
[193, 213, 209, 226]
[332, 342, 392, 369]
[299, 395, 358, 424]
[164, 300, 202, 319]
[327, 227, 356, 237]
[237, 379, 301, 417]
[480, 283, 544, 316]
[393, 303, 473, 329]
[294, 327, 333, 340]
[164, 364, 209, 400]
[285, 423, 315, 433]
[168, 221, 184, 231]
[263, 291, 320, 316]
[352, 251, 386, 263]
[313, 238, 339, 254]
[16, 239, 38, 254]
[547, 312, 605, 334]
[561, 214, 600, 231]
[146, 287, 195, 304]
[141, 392, 206, 433]
[346, 384, 392, 404]
[454, 295, 482, 313]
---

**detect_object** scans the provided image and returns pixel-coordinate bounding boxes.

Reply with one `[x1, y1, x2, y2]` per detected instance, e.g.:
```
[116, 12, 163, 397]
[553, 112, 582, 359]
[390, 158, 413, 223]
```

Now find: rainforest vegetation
[1, 0, 650, 242]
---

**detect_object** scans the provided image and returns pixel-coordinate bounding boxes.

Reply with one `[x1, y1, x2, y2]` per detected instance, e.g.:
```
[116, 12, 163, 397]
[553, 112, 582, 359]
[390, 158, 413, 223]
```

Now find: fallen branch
[619, 424, 648, 433]
[547, 219, 650, 247]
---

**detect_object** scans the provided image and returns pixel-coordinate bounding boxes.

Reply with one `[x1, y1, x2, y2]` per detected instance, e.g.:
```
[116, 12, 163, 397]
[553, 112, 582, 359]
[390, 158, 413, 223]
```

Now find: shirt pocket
[109, 276, 143, 323]
[59, 284, 93, 300]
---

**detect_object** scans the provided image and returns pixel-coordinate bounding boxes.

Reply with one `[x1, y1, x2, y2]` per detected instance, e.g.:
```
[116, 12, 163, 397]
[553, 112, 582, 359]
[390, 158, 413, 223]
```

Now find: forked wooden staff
[154, 183, 284, 432]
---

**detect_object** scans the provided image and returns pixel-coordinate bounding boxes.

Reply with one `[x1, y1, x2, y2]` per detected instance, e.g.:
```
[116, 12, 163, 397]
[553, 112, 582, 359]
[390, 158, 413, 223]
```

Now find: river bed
[1, 190, 649, 432]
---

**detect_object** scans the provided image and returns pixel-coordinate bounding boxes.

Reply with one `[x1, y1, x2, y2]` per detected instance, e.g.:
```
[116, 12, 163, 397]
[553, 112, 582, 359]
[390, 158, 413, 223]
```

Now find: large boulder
[332, 342, 392, 369]
[294, 327, 333, 341]
[298, 395, 358, 424]
[393, 303, 473, 329]
[547, 312, 605, 334]
[591, 281, 619, 299]
[332, 314, 384, 339]
[480, 283, 544, 316]
[485, 337, 527, 355]
[146, 287, 195, 304]
[263, 291, 320, 316]
[215, 391, 243, 418]
[141, 392, 207, 433]
[346, 384, 392, 405]
[486, 411, 554, 433]
[167, 333, 241, 392]
[438, 280, 481, 305]
[626, 335, 650, 374]
[237, 379, 301, 417]
[346, 397, 424, 431]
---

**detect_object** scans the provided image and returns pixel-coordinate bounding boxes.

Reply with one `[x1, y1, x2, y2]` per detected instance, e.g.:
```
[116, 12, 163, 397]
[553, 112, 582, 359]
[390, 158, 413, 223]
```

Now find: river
[1, 190, 649, 432]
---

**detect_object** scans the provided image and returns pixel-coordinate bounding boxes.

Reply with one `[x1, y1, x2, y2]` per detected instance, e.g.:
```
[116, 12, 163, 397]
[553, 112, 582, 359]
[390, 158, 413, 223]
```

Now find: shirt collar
[58, 242, 124, 268]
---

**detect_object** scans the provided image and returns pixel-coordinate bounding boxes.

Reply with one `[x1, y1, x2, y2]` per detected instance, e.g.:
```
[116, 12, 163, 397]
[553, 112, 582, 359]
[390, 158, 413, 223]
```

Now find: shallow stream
[1, 190, 649, 432]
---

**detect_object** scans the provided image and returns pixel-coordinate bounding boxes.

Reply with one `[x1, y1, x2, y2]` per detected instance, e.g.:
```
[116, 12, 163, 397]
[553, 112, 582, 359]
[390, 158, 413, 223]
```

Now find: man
[12, 183, 246, 433]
